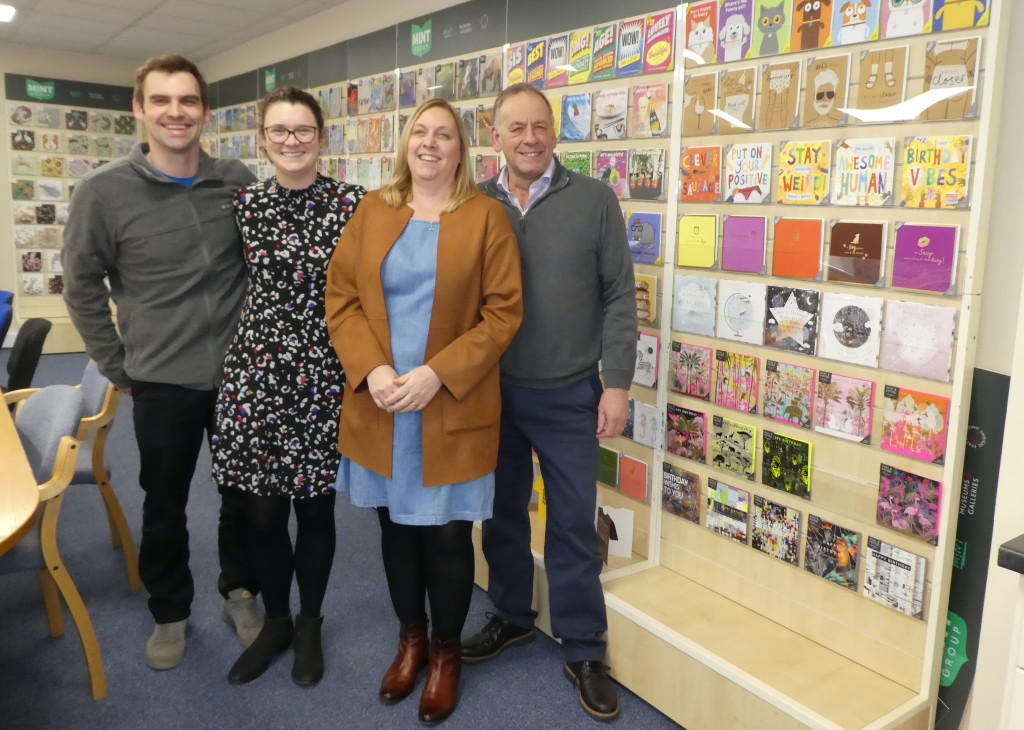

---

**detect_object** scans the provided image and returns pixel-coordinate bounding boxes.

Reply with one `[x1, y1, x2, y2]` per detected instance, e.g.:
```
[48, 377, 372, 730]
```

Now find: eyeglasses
[263, 125, 318, 143]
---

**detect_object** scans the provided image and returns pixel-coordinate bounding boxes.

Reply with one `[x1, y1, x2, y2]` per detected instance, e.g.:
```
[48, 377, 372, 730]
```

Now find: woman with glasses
[325, 98, 522, 723]
[211, 86, 365, 687]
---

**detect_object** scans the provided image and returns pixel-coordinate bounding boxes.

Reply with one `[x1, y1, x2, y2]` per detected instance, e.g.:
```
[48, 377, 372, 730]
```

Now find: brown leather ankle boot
[418, 636, 461, 723]
[379, 620, 428, 702]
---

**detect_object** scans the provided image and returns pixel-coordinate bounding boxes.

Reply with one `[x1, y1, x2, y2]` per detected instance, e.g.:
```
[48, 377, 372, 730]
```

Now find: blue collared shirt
[496, 157, 556, 214]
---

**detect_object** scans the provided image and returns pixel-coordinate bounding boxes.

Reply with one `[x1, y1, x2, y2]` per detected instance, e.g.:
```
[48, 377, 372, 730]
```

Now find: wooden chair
[1, 384, 106, 700]
[11, 361, 139, 591]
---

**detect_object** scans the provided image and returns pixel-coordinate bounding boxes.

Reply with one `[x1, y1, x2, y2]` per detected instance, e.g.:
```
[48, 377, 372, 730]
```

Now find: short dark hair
[492, 82, 553, 127]
[257, 86, 325, 129]
[134, 55, 209, 108]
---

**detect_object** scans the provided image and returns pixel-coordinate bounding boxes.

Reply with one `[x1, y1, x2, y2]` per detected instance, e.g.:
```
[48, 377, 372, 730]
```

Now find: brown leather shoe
[418, 636, 461, 723]
[379, 620, 429, 702]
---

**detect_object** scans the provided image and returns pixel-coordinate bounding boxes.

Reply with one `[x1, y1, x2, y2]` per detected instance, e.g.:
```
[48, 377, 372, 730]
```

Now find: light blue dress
[335, 219, 495, 526]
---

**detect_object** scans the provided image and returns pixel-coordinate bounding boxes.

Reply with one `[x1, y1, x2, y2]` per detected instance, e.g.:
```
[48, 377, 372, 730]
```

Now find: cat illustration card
[714, 350, 760, 413]
[722, 216, 767, 273]
[777, 141, 830, 205]
[752, 1, 791, 57]
[706, 479, 750, 544]
[832, 137, 896, 207]
[891, 223, 959, 294]
[932, 0, 989, 31]
[802, 55, 850, 128]
[671, 341, 713, 399]
[758, 60, 801, 131]
[673, 274, 717, 336]
[814, 370, 874, 443]
[818, 291, 883, 367]
[685, 1, 718, 66]
[712, 416, 757, 481]
[718, 0, 756, 62]
[827, 220, 887, 286]
[667, 404, 708, 462]
[764, 286, 819, 355]
[663, 462, 701, 523]
[683, 72, 718, 136]
[856, 46, 909, 111]
[878, 464, 941, 544]
[717, 280, 767, 346]
[791, 0, 834, 51]
[724, 143, 771, 203]
[716, 67, 757, 134]
[680, 146, 721, 203]
[921, 37, 980, 121]
[881, 385, 949, 464]
[751, 495, 801, 564]
[881, 0, 933, 38]
[677, 213, 718, 268]
[900, 136, 972, 210]
[763, 360, 814, 428]
[831, 0, 881, 45]
[772, 217, 823, 280]
[880, 300, 956, 381]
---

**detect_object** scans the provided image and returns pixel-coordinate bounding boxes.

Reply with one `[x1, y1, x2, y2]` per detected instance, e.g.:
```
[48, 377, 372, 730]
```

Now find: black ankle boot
[292, 614, 324, 687]
[228, 615, 293, 684]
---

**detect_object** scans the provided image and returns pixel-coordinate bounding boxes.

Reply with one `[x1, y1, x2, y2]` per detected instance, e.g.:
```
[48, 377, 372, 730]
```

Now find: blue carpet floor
[0, 352, 681, 729]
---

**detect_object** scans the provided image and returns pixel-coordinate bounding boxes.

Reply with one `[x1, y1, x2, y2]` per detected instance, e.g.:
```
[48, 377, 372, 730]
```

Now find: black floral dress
[212, 175, 365, 498]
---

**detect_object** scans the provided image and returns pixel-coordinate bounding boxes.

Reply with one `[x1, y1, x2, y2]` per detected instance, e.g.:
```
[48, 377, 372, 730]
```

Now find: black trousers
[131, 381, 255, 623]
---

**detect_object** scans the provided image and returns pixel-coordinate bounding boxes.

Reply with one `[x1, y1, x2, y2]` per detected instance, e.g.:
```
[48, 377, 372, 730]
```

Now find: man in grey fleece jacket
[62, 55, 260, 671]
[463, 83, 636, 720]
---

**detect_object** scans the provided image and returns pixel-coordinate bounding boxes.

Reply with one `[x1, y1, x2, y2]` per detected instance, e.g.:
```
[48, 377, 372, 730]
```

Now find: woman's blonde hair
[379, 97, 477, 213]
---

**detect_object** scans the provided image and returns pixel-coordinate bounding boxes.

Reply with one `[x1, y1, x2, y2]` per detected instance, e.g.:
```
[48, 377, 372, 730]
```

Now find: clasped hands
[367, 364, 442, 413]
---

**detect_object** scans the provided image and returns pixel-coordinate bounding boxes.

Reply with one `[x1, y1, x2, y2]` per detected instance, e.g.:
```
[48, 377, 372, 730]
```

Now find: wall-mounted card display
[817, 291, 883, 367]
[635, 331, 660, 388]
[662, 462, 701, 523]
[595, 149, 628, 198]
[899, 135, 972, 210]
[670, 341, 713, 399]
[682, 72, 717, 135]
[723, 142, 771, 203]
[763, 359, 815, 429]
[677, 214, 718, 268]
[853, 45, 909, 114]
[598, 445, 620, 487]
[801, 54, 850, 128]
[764, 286, 820, 355]
[716, 67, 757, 133]
[683, 1, 717, 66]
[635, 272, 659, 326]
[751, 495, 801, 565]
[890, 222, 959, 294]
[777, 140, 831, 205]
[714, 349, 760, 412]
[827, 220, 887, 286]
[630, 83, 669, 138]
[567, 28, 594, 85]
[594, 87, 628, 139]
[813, 370, 874, 444]
[673, 274, 717, 336]
[619, 455, 650, 502]
[718, 1, 755, 61]
[880, 385, 950, 465]
[626, 210, 663, 265]
[667, 403, 707, 463]
[804, 515, 860, 591]
[679, 145, 721, 202]
[560, 149, 593, 177]
[560, 92, 592, 141]
[831, 137, 896, 207]
[717, 279, 767, 345]
[877, 463, 941, 545]
[791, 0, 834, 51]
[706, 478, 750, 545]
[879, 299, 956, 381]
[751, 1, 792, 58]
[628, 148, 666, 200]
[773, 217, 824, 280]
[831, 0, 880, 46]
[921, 36, 981, 120]
[758, 59, 801, 130]
[547, 33, 570, 88]
[721, 215, 767, 274]
[863, 536, 926, 619]
[711, 414, 757, 482]
[629, 400, 663, 450]
[762, 429, 813, 498]
[591, 22, 617, 81]
[615, 15, 647, 77]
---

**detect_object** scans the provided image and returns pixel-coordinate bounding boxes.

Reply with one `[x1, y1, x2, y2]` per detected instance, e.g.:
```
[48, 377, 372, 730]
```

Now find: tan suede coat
[325, 190, 522, 487]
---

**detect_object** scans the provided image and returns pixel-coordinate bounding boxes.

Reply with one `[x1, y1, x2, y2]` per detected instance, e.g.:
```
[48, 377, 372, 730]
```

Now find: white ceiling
[0, 0, 349, 61]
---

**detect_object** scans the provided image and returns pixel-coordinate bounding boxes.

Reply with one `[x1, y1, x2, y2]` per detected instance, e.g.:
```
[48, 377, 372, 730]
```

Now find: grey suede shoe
[223, 589, 264, 647]
[145, 619, 187, 670]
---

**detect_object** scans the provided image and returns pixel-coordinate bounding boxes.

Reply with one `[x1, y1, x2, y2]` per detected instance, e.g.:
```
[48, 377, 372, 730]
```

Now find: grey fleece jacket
[480, 159, 637, 390]
[62, 143, 255, 390]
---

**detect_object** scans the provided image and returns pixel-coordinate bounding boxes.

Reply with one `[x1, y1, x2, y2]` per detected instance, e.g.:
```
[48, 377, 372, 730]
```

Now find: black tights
[377, 508, 474, 641]
[244, 491, 337, 620]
